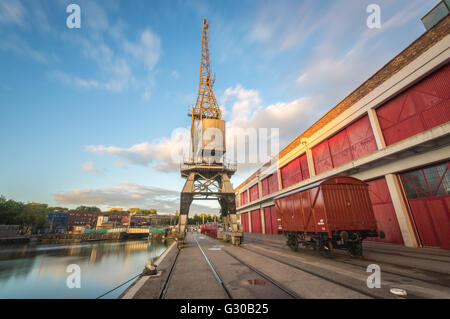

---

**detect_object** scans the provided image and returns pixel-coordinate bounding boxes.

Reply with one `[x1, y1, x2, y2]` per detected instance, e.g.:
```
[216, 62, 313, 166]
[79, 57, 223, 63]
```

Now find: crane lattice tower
[177, 19, 242, 246]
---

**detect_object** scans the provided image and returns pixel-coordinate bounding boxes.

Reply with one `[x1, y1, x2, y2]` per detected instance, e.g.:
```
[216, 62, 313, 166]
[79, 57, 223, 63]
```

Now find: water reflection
[0, 239, 171, 299]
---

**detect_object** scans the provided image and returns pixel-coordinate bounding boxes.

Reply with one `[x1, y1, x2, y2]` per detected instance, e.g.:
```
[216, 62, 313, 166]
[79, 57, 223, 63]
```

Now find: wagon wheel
[319, 239, 334, 258]
[348, 241, 363, 257]
[287, 235, 298, 251]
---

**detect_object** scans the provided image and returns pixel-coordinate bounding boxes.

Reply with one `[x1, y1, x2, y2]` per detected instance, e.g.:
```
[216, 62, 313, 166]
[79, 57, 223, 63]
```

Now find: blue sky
[0, 0, 438, 213]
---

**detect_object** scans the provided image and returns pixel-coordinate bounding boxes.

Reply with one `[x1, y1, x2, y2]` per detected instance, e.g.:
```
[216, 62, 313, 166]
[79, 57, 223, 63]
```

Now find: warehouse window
[400, 162, 449, 199]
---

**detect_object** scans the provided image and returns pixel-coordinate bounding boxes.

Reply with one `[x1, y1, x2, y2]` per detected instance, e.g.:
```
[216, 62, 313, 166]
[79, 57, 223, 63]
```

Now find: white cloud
[171, 71, 180, 79]
[0, 35, 48, 63]
[0, 0, 24, 25]
[48, 5, 160, 96]
[124, 29, 161, 71]
[86, 84, 318, 176]
[81, 160, 102, 175]
[86, 127, 191, 172]
[246, 0, 325, 54]
[54, 182, 217, 213]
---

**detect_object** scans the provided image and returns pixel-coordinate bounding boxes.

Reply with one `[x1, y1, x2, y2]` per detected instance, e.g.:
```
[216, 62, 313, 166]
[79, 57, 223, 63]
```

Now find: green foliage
[0, 196, 47, 227]
[47, 206, 69, 212]
[128, 208, 157, 215]
[74, 206, 101, 212]
[187, 214, 218, 225]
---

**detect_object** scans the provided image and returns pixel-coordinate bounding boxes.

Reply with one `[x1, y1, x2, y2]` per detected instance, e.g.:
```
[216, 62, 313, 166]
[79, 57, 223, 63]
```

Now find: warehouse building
[235, 4, 450, 249]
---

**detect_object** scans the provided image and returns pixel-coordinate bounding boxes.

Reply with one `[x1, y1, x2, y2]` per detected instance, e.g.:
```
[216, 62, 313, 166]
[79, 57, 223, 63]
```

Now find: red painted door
[400, 162, 450, 249]
[264, 206, 278, 234]
[249, 184, 259, 202]
[241, 213, 249, 232]
[312, 141, 333, 175]
[251, 210, 262, 233]
[367, 178, 404, 244]
[270, 206, 278, 234]
[261, 178, 269, 197]
[377, 64, 450, 146]
[268, 173, 279, 194]
[264, 207, 273, 234]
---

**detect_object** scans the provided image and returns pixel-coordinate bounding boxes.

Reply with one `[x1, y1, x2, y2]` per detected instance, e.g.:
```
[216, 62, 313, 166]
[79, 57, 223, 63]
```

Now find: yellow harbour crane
[176, 19, 242, 248]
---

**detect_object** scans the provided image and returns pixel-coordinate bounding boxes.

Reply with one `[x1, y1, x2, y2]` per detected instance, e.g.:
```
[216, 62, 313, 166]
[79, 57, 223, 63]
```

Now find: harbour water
[0, 239, 171, 299]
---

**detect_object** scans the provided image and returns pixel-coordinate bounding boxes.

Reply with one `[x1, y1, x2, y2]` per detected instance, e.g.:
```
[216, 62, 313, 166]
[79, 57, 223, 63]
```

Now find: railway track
[159, 234, 299, 299]
[243, 237, 450, 290]
[158, 247, 181, 299]
[195, 237, 233, 299]
[239, 244, 385, 299]
[196, 236, 300, 299]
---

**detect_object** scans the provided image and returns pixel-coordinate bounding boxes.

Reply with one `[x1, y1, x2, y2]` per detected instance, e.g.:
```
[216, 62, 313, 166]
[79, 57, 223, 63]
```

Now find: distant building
[105, 211, 128, 224]
[67, 211, 99, 230]
[46, 212, 68, 233]
[96, 214, 125, 229]
[149, 214, 173, 225]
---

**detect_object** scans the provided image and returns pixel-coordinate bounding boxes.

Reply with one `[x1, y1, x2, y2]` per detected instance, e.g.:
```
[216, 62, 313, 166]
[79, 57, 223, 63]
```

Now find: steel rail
[200, 235, 300, 299]
[244, 237, 450, 288]
[195, 237, 233, 299]
[158, 248, 180, 299]
[240, 245, 387, 299]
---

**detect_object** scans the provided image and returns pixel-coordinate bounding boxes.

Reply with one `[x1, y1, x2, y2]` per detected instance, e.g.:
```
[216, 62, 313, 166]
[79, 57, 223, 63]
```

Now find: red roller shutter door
[251, 210, 262, 233]
[377, 64, 450, 146]
[400, 162, 450, 249]
[367, 178, 404, 244]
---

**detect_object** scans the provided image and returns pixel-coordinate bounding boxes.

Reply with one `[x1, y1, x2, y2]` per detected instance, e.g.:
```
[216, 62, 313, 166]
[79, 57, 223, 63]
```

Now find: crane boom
[190, 19, 221, 121]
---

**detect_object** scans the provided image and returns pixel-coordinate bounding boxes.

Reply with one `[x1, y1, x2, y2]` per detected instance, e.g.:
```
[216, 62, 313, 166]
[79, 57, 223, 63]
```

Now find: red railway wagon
[274, 176, 385, 257]
[201, 222, 218, 238]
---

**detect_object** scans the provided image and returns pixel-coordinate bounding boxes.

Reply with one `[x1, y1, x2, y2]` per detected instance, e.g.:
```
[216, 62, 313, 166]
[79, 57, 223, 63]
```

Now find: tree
[128, 208, 157, 215]
[0, 197, 47, 230]
[0, 197, 24, 225]
[47, 206, 69, 212]
[75, 206, 101, 212]
[16, 204, 47, 228]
